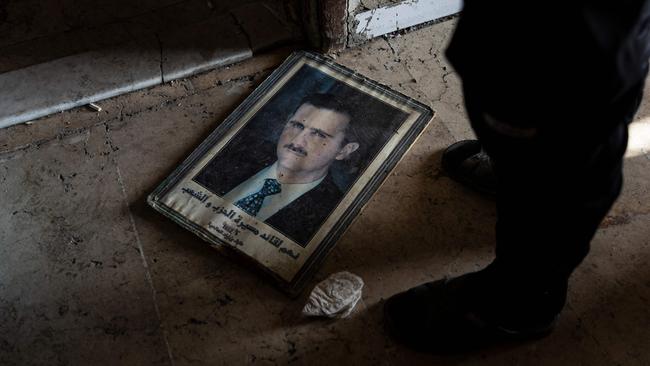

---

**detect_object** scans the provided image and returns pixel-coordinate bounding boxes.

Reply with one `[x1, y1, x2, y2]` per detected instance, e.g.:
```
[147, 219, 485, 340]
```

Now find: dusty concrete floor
[1, 19, 650, 365]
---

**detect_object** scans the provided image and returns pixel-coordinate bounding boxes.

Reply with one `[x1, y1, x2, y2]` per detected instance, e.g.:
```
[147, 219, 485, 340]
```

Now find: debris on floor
[302, 271, 364, 318]
[87, 102, 102, 112]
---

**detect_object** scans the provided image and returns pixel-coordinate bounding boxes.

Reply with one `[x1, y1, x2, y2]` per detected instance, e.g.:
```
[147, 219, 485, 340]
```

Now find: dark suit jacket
[193, 141, 343, 246]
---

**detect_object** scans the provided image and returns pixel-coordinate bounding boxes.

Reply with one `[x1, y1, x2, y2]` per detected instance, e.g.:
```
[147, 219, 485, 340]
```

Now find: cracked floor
[2, 18, 650, 366]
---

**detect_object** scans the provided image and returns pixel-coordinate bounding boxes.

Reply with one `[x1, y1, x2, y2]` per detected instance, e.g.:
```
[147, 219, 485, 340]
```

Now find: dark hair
[291, 93, 358, 144]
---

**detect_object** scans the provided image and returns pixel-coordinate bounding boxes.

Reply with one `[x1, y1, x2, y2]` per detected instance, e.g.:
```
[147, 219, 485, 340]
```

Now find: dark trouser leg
[461, 82, 644, 327]
[382, 81, 645, 349]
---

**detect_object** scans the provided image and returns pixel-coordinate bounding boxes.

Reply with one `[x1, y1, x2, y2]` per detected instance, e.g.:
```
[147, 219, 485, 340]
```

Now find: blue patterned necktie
[234, 178, 282, 216]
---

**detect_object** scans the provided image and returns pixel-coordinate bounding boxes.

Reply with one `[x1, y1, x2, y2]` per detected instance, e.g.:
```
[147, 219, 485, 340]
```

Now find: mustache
[283, 143, 307, 156]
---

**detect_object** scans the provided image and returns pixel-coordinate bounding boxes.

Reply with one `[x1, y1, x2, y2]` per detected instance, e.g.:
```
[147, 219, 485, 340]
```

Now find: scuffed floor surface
[1, 19, 650, 365]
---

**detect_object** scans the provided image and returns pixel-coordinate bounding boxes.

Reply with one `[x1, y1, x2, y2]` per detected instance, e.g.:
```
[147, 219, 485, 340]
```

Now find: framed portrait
[148, 51, 433, 294]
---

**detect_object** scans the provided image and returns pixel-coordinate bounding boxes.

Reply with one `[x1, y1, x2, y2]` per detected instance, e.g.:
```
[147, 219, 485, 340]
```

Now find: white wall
[350, 0, 463, 40]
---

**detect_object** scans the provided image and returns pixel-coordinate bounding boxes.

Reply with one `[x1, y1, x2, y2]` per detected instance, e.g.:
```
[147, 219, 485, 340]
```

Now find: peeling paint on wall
[347, 0, 462, 46]
[348, 0, 363, 13]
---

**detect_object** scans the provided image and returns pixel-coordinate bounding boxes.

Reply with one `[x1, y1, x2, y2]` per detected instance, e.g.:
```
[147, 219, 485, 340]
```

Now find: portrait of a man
[149, 52, 432, 290]
[195, 93, 361, 244]
[193, 63, 410, 246]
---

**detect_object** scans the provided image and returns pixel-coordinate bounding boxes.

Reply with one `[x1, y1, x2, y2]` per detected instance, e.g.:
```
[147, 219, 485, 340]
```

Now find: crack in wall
[155, 33, 165, 84]
[358, 10, 375, 38]
[230, 12, 253, 53]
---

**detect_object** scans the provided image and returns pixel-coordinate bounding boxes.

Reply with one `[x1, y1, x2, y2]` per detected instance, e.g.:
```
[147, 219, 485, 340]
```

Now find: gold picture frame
[148, 51, 433, 295]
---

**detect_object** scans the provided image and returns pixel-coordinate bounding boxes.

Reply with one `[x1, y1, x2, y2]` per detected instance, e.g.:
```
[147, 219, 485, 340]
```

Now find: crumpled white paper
[302, 271, 364, 318]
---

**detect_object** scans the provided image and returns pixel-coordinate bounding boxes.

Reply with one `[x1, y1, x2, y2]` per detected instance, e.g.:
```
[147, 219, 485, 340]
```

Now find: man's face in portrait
[276, 103, 359, 183]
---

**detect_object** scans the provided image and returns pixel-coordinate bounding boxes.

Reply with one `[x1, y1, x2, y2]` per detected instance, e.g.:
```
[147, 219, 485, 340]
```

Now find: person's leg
[384, 80, 645, 352]
[459, 81, 635, 328]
